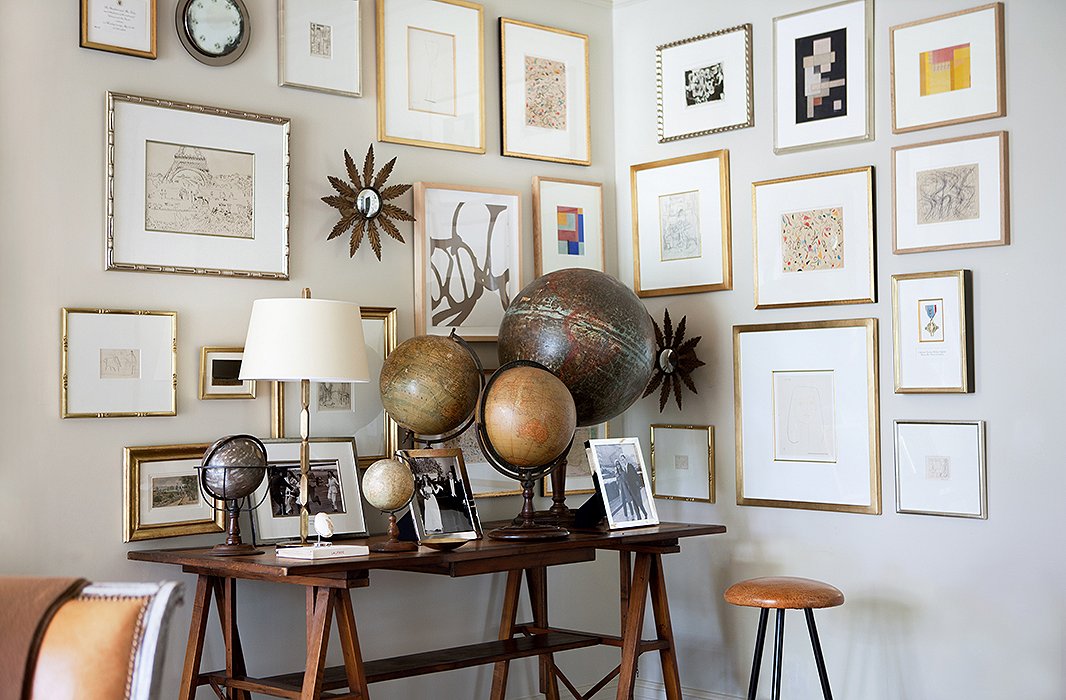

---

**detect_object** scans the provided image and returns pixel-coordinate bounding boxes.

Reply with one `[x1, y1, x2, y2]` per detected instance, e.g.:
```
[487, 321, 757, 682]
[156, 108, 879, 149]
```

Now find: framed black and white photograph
[650, 424, 714, 503]
[587, 437, 659, 530]
[199, 346, 256, 400]
[123, 443, 223, 542]
[892, 270, 974, 394]
[81, 0, 157, 59]
[279, 0, 361, 97]
[401, 448, 483, 543]
[895, 420, 987, 519]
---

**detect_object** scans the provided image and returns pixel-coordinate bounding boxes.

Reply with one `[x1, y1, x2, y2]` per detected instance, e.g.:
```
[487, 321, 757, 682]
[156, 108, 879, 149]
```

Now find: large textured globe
[379, 335, 481, 436]
[362, 458, 415, 512]
[483, 365, 577, 469]
[497, 269, 656, 426]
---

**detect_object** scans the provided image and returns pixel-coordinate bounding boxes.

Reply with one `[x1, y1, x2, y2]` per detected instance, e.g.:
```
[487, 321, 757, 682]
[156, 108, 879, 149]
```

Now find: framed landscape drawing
[81, 0, 157, 59]
[270, 307, 399, 467]
[773, 0, 873, 153]
[893, 131, 1009, 254]
[895, 420, 987, 519]
[199, 346, 255, 400]
[377, 0, 485, 153]
[106, 92, 290, 279]
[890, 3, 1005, 133]
[650, 424, 714, 503]
[500, 18, 590, 165]
[279, 0, 361, 97]
[752, 166, 875, 309]
[657, 24, 753, 142]
[123, 443, 222, 542]
[892, 270, 973, 394]
[61, 308, 177, 418]
[630, 150, 732, 297]
[532, 176, 604, 276]
[414, 183, 521, 341]
[733, 319, 880, 514]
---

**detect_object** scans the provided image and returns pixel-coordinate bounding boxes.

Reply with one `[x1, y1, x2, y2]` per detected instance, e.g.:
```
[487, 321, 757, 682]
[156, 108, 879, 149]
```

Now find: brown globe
[379, 335, 481, 436]
[483, 365, 576, 469]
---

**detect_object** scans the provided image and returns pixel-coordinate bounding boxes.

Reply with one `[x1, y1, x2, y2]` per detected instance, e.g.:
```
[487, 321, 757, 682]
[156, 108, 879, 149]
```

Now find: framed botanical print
[376, 0, 485, 153]
[892, 131, 1009, 254]
[773, 0, 873, 153]
[532, 176, 604, 276]
[890, 4, 1005, 133]
[892, 270, 973, 394]
[752, 166, 875, 309]
[414, 183, 522, 341]
[123, 443, 223, 542]
[895, 420, 987, 519]
[81, 0, 157, 59]
[500, 18, 590, 165]
[656, 24, 753, 142]
[61, 308, 177, 418]
[279, 0, 362, 97]
[106, 93, 290, 279]
[650, 424, 714, 503]
[270, 307, 399, 467]
[630, 150, 732, 297]
[401, 448, 483, 543]
[733, 319, 881, 514]
[199, 347, 255, 400]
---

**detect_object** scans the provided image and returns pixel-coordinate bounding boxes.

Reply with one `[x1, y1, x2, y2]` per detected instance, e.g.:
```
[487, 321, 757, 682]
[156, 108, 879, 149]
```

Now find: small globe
[379, 335, 481, 436]
[362, 458, 415, 512]
[482, 365, 576, 469]
[498, 269, 656, 426]
[200, 435, 267, 500]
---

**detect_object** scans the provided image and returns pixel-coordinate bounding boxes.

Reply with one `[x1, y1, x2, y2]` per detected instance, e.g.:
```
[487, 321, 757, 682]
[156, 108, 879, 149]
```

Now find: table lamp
[239, 288, 369, 545]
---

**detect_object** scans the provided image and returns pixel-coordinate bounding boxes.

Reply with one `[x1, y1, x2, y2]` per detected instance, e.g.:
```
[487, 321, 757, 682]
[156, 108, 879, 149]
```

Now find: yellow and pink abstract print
[919, 43, 971, 96]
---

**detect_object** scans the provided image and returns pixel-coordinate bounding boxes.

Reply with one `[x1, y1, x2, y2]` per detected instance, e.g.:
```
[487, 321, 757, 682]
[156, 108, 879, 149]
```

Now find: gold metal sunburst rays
[643, 308, 706, 412]
[322, 145, 414, 260]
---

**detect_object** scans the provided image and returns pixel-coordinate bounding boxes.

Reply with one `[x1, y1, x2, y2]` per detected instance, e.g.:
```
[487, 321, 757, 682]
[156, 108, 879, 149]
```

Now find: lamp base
[207, 542, 263, 557]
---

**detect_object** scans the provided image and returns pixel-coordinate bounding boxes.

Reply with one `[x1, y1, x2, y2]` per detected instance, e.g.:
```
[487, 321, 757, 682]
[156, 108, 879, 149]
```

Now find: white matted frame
[199, 346, 256, 400]
[252, 438, 367, 542]
[123, 443, 224, 542]
[500, 18, 590, 165]
[650, 424, 714, 503]
[890, 3, 1005, 134]
[279, 0, 362, 97]
[657, 24, 753, 143]
[106, 92, 290, 279]
[61, 308, 177, 418]
[892, 131, 1009, 254]
[532, 176, 604, 277]
[773, 0, 873, 154]
[895, 419, 987, 519]
[414, 183, 522, 341]
[892, 270, 973, 394]
[588, 437, 659, 530]
[752, 166, 875, 309]
[81, 0, 157, 59]
[733, 319, 881, 514]
[376, 0, 485, 154]
[631, 150, 732, 298]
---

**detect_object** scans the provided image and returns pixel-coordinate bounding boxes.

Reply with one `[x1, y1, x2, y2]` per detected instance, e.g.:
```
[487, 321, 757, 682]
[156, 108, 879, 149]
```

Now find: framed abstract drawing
[81, 0, 157, 59]
[891, 270, 973, 394]
[199, 347, 255, 400]
[106, 92, 290, 279]
[752, 166, 875, 309]
[413, 183, 521, 341]
[123, 443, 223, 542]
[376, 0, 485, 153]
[656, 23, 753, 142]
[773, 0, 873, 153]
[500, 18, 590, 165]
[532, 176, 604, 276]
[892, 131, 1009, 254]
[733, 319, 881, 514]
[895, 420, 987, 519]
[630, 150, 732, 298]
[890, 3, 1005, 134]
[279, 0, 362, 97]
[650, 424, 714, 503]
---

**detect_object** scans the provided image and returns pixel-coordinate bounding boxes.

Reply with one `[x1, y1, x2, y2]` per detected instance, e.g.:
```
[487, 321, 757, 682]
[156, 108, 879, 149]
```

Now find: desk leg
[490, 570, 523, 700]
[527, 567, 560, 700]
[335, 589, 371, 699]
[302, 586, 335, 700]
[178, 575, 213, 700]
[617, 553, 652, 700]
[214, 577, 251, 700]
[649, 555, 682, 700]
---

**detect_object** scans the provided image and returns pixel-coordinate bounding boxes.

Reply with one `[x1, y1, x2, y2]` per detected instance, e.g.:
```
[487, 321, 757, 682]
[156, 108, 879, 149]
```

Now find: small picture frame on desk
[81, 0, 157, 59]
[587, 437, 659, 530]
[401, 448, 483, 544]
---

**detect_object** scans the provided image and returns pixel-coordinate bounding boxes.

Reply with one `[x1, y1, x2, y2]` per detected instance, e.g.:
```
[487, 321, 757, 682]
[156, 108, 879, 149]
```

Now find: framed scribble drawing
[279, 0, 361, 97]
[894, 420, 987, 519]
[733, 319, 880, 514]
[532, 176, 604, 277]
[500, 19, 590, 165]
[890, 4, 1005, 134]
[752, 166, 875, 309]
[773, 0, 873, 154]
[892, 131, 1008, 254]
[377, 0, 484, 153]
[630, 151, 732, 298]
[414, 183, 522, 341]
[106, 92, 290, 279]
[656, 24, 753, 142]
[891, 270, 973, 394]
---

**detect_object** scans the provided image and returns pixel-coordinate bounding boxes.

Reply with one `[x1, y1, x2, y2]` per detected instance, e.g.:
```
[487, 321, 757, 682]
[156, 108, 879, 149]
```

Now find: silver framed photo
[894, 420, 987, 519]
[401, 448, 483, 544]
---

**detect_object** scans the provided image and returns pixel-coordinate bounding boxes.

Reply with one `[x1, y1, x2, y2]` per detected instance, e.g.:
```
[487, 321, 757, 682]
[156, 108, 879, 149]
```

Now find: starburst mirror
[643, 309, 705, 412]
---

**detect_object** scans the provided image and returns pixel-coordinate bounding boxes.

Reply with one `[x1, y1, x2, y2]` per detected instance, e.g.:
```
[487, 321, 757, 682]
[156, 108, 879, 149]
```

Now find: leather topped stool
[724, 577, 844, 700]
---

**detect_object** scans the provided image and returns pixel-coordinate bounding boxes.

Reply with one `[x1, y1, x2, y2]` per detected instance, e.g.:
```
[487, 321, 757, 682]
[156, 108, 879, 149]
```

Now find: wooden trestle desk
[129, 521, 725, 700]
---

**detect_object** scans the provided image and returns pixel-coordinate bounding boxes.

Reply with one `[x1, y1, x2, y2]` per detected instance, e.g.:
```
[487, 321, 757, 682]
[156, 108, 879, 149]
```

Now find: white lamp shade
[239, 298, 370, 383]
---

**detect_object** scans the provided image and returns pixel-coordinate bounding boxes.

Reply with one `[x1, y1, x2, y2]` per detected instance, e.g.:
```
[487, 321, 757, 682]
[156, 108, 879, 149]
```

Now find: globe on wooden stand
[362, 457, 418, 553]
[475, 361, 577, 540]
[197, 435, 270, 557]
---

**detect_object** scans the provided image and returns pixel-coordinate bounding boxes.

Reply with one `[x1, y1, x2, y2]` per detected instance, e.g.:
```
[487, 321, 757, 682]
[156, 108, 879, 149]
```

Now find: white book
[275, 544, 370, 560]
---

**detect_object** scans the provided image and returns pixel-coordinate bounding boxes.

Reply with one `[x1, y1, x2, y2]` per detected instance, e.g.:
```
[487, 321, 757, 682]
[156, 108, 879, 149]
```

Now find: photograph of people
[589, 438, 658, 528]
[267, 460, 346, 518]
[405, 451, 479, 538]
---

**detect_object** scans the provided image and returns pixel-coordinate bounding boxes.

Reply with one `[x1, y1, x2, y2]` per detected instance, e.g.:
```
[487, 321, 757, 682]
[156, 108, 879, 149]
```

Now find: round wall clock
[176, 0, 251, 66]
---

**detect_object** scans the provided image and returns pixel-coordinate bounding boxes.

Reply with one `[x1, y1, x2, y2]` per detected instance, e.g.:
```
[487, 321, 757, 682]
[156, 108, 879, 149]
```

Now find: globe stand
[371, 510, 418, 552]
[210, 498, 263, 557]
[492, 475, 569, 541]
[197, 435, 271, 558]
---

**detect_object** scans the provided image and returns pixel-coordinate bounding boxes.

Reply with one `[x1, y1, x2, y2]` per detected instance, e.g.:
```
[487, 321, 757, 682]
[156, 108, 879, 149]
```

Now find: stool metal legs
[771, 609, 785, 700]
[804, 608, 833, 700]
[744, 608, 833, 700]
[746, 609, 769, 700]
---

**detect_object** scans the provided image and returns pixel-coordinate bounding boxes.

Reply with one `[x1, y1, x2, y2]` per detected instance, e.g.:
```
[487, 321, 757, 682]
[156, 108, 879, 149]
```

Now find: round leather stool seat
[724, 577, 844, 610]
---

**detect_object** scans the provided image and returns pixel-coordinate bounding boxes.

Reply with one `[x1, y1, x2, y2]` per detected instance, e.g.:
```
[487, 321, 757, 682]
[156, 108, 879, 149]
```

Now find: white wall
[613, 1, 1065, 699]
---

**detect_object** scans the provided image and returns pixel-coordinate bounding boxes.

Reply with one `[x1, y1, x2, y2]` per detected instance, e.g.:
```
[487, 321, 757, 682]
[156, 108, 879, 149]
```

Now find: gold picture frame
[650, 424, 715, 503]
[124, 443, 224, 542]
[199, 346, 256, 400]
[532, 176, 605, 277]
[81, 0, 158, 59]
[891, 270, 974, 394]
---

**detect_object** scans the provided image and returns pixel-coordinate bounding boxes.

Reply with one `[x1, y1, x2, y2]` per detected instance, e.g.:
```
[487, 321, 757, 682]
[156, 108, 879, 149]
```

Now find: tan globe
[483, 366, 577, 468]
[379, 335, 481, 436]
[362, 458, 415, 512]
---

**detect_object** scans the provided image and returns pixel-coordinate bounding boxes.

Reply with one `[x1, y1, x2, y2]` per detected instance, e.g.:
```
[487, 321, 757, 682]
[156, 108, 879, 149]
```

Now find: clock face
[185, 0, 246, 57]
